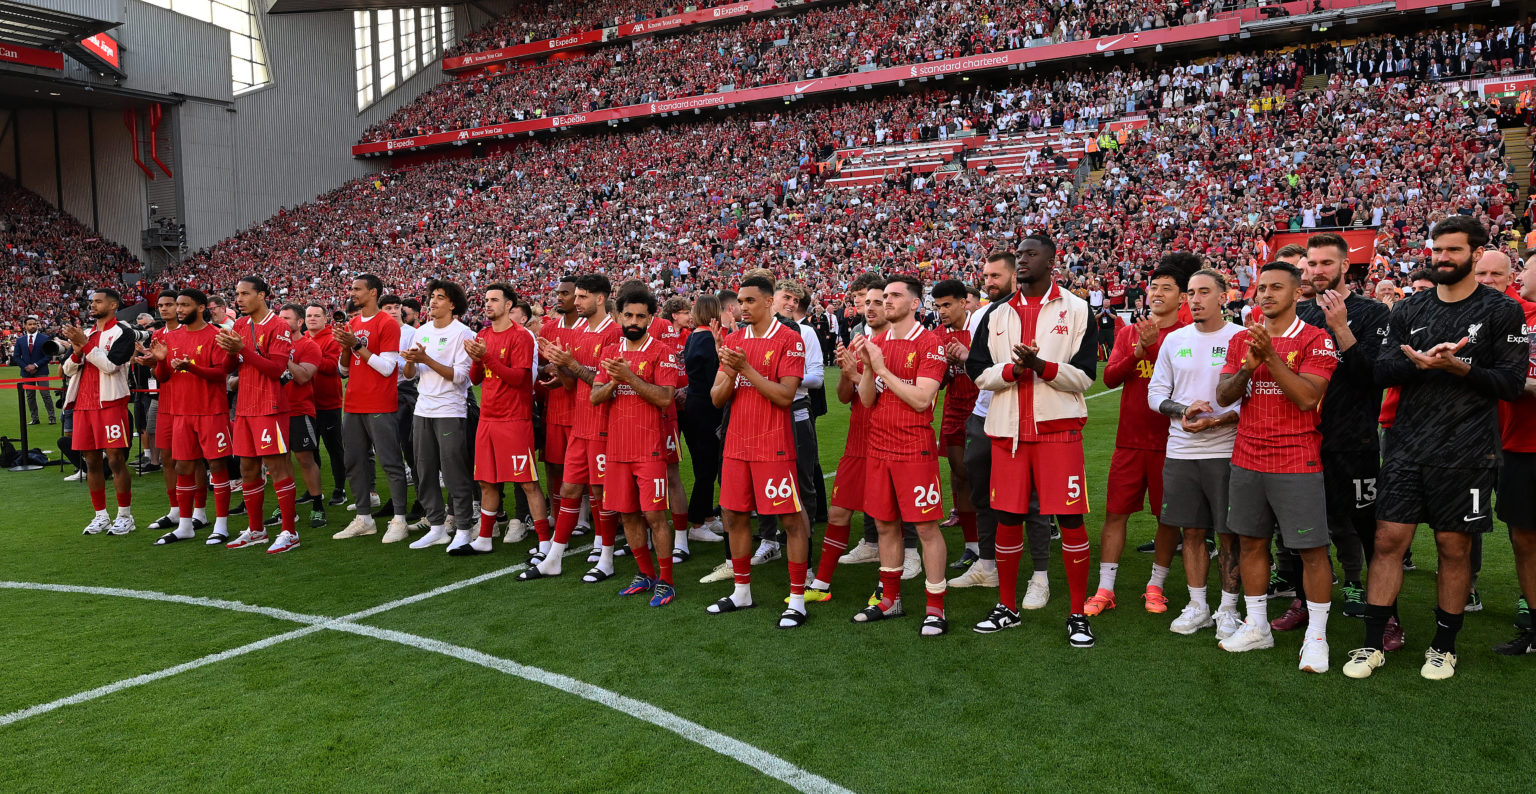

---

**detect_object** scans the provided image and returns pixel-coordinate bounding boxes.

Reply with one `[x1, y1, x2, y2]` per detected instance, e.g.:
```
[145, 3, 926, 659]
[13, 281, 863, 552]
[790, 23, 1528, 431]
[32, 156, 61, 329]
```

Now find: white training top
[1147, 321, 1243, 460]
[412, 319, 476, 419]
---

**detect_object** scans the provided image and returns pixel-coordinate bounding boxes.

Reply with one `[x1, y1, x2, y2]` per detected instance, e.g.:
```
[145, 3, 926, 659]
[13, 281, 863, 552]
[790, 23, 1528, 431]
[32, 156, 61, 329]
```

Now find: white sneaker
[948, 564, 998, 589]
[689, 524, 725, 542]
[1342, 647, 1386, 679]
[64, 470, 86, 482]
[332, 516, 377, 539]
[267, 531, 301, 554]
[700, 560, 734, 583]
[901, 548, 921, 580]
[1299, 633, 1329, 673]
[838, 539, 880, 565]
[408, 518, 432, 533]
[346, 493, 381, 511]
[82, 514, 111, 535]
[107, 515, 136, 536]
[751, 540, 782, 565]
[381, 516, 410, 543]
[701, 517, 724, 535]
[1171, 602, 1215, 635]
[410, 526, 453, 549]
[1219, 620, 1275, 652]
[1213, 608, 1243, 641]
[225, 529, 269, 549]
[1021, 576, 1050, 610]
[503, 519, 529, 543]
[1421, 648, 1457, 680]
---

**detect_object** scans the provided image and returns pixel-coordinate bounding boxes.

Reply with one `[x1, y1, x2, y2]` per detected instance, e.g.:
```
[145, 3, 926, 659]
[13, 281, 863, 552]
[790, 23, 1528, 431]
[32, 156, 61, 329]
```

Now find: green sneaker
[1517, 597, 1531, 631]
[1341, 581, 1366, 618]
[1466, 588, 1483, 612]
[309, 509, 328, 529]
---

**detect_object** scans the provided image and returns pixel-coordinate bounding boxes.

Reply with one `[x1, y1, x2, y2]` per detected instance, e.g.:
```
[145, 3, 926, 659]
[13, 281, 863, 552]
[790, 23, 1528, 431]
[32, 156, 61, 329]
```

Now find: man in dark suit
[14, 315, 57, 424]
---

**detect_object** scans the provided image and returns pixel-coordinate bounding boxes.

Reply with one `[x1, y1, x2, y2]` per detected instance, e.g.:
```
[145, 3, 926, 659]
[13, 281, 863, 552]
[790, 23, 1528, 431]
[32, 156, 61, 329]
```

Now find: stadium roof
[0, 0, 115, 50]
[263, 0, 456, 14]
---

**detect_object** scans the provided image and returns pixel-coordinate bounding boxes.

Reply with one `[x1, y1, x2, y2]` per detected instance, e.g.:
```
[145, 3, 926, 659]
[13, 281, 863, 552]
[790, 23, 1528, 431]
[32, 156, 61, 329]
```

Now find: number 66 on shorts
[720, 457, 802, 515]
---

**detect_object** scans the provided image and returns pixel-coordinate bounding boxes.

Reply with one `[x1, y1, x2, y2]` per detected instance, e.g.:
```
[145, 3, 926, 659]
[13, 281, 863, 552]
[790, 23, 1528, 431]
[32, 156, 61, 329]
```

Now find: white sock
[95, 509, 109, 520]
[168, 506, 181, 521]
[394, 514, 408, 525]
[1149, 564, 1169, 588]
[117, 506, 132, 519]
[1031, 569, 1048, 584]
[1245, 594, 1269, 629]
[1219, 590, 1240, 612]
[540, 541, 568, 573]
[597, 543, 615, 573]
[214, 516, 229, 534]
[470, 535, 494, 552]
[1306, 600, 1330, 635]
[787, 593, 806, 613]
[410, 526, 449, 549]
[976, 558, 997, 573]
[174, 517, 196, 538]
[731, 582, 753, 607]
[1098, 562, 1119, 592]
[673, 529, 689, 554]
[579, 497, 591, 527]
[538, 539, 551, 555]
[448, 529, 473, 548]
[965, 541, 979, 554]
[811, 578, 832, 590]
[1188, 585, 1208, 607]
[193, 507, 208, 522]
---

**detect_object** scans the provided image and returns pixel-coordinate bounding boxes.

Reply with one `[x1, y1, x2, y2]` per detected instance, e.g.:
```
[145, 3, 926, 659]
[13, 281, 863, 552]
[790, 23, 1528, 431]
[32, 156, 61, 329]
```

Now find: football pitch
[0, 365, 1528, 793]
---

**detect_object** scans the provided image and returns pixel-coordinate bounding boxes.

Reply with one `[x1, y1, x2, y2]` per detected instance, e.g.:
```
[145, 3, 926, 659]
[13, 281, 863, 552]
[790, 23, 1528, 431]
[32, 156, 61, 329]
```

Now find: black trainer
[1493, 629, 1536, 656]
[1066, 613, 1096, 648]
[948, 549, 980, 570]
[327, 490, 347, 507]
[974, 604, 1021, 634]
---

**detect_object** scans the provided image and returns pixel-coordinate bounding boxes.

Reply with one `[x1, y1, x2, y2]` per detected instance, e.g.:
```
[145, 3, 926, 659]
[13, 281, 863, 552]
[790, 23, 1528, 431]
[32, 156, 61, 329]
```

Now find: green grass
[0, 365, 1530, 792]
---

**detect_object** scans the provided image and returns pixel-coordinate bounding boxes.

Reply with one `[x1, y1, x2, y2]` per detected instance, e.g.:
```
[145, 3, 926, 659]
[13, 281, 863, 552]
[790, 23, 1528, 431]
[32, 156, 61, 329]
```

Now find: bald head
[1474, 249, 1513, 292]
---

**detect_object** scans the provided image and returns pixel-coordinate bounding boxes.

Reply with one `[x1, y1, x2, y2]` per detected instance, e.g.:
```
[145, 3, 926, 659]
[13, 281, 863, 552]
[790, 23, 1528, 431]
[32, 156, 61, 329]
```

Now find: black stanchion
[9, 384, 42, 472]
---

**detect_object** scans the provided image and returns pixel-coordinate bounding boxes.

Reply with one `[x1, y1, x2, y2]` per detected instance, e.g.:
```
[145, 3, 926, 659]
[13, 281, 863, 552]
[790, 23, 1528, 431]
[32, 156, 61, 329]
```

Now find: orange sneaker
[1143, 585, 1169, 614]
[1083, 588, 1116, 616]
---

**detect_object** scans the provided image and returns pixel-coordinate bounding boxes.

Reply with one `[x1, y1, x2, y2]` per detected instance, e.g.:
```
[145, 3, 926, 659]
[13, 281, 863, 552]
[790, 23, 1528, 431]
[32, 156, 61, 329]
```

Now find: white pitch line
[329, 622, 854, 794]
[0, 545, 854, 794]
[821, 385, 1123, 481]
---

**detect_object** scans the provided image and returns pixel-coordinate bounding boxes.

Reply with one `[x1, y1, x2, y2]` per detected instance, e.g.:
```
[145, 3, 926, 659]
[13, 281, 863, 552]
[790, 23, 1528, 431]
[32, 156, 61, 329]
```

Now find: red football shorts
[72, 404, 131, 451]
[233, 415, 288, 457]
[154, 409, 175, 451]
[865, 457, 945, 523]
[989, 436, 1088, 516]
[562, 436, 607, 487]
[543, 420, 571, 465]
[662, 415, 681, 465]
[603, 459, 669, 514]
[172, 414, 233, 461]
[1106, 446, 1166, 516]
[939, 412, 968, 449]
[720, 457, 801, 515]
[829, 454, 867, 511]
[475, 418, 539, 484]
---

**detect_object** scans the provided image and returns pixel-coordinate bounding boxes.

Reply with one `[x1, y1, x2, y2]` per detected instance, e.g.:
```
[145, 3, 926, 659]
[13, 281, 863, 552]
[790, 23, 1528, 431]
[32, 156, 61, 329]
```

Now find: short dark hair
[180, 289, 209, 307]
[931, 278, 967, 301]
[1023, 232, 1056, 255]
[716, 289, 738, 304]
[1275, 243, 1308, 259]
[305, 302, 327, 314]
[1157, 252, 1202, 284]
[661, 296, 691, 318]
[1260, 261, 1303, 284]
[887, 274, 924, 299]
[379, 294, 401, 307]
[1306, 232, 1349, 260]
[354, 273, 384, 297]
[93, 287, 122, 307]
[402, 298, 421, 312]
[739, 275, 776, 295]
[617, 288, 658, 316]
[208, 294, 227, 307]
[558, 274, 578, 285]
[1430, 215, 1489, 248]
[986, 250, 1017, 269]
[966, 285, 981, 299]
[1408, 267, 1434, 284]
[280, 303, 303, 316]
[238, 275, 271, 297]
[848, 272, 885, 295]
[427, 279, 468, 316]
[486, 282, 517, 302]
[157, 290, 179, 302]
[573, 273, 612, 297]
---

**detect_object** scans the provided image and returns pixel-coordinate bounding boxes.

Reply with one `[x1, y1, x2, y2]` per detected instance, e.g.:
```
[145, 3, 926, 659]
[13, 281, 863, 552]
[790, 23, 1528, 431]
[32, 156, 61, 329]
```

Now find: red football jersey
[843, 362, 872, 459]
[165, 324, 227, 416]
[866, 323, 947, 461]
[647, 315, 683, 353]
[344, 311, 401, 414]
[540, 314, 582, 427]
[285, 334, 322, 418]
[1104, 320, 1187, 450]
[474, 323, 539, 421]
[1222, 318, 1338, 473]
[595, 337, 680, 462]
[232, 311, 291, 417]
[308, 326, 343, 411]
[72, 327, 124, 411]
[936, 318, 979, 422]
[721, 321, 806, 462]
[151, 325, 178, 415]
[1499, 317, 1536, 452]
[570, 315, 622, 441]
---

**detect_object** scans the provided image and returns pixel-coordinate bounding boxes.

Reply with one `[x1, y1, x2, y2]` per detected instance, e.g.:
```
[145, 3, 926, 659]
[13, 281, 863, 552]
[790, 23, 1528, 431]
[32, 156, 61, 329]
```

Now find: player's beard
[622, 325, 647, 341]
[1429, 256, 1474, 285]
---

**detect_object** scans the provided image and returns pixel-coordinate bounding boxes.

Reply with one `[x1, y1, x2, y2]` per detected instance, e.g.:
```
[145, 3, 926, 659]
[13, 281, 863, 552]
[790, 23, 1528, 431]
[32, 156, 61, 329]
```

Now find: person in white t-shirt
[1146, 267, 1244, 639]
[401, 280, 478, 549]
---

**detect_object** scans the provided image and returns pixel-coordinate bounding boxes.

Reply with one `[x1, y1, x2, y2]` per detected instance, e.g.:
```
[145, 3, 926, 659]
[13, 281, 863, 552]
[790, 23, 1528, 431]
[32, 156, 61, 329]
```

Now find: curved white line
[0, 549, 853, 794]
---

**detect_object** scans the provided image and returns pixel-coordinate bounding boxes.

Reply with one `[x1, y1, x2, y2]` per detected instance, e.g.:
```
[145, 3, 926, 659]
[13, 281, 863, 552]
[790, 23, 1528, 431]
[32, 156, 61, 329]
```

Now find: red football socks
[89, 487, 106, 512]
[1060, 524, 1091, 613]
[212, 473, 231, 518]
[958, 511, 978, 544]
[552, 502, 580, 544]
[274, 477, 296, 534]
[879, 566, 902, 610]
[533, 517, 551, 543]
[814, 522, 850, 585]
[177, 473, 196, 517]
[731, 556, 752, 585]
[788, 560, 808, 596]
[242, 481, 265, 531]
[479, 508, 498, 538]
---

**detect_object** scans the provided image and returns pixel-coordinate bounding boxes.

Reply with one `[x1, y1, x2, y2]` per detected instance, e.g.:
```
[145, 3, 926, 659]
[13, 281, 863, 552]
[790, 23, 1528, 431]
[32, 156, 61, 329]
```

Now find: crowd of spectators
[364, 0, 1222, 143]
[446, 0, 748, 58]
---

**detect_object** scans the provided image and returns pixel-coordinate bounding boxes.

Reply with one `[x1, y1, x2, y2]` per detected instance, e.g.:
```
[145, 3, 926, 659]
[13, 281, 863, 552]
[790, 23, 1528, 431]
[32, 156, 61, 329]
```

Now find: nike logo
[1350, 245, 1369, 252]
[1095, 36, 1126, 51]
[1411, 326, 1429, 335]
[442, 431, 453, 437]
[994, 330, 1005, 336]
[1297, 527, 1313, 534]
[793, 81, 818, 93]
[1066, 499, 1081, 506]
[1464, 513, 1483, 522]
[772, 499, 790, 506]
[1072, 556, 1088, 564]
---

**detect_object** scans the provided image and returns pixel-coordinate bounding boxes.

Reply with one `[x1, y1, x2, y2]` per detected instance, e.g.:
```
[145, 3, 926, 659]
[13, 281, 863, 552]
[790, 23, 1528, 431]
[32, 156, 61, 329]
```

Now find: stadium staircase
[1299, 72, 1330, 91]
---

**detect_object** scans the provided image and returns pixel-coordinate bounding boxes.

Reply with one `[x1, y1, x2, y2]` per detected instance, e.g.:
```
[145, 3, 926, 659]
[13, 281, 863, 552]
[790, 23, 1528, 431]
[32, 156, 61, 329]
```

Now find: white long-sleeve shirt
[411, 319, 476, 418]
[792, 316, 824, 422]
[1146, 322, 1243, 460]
